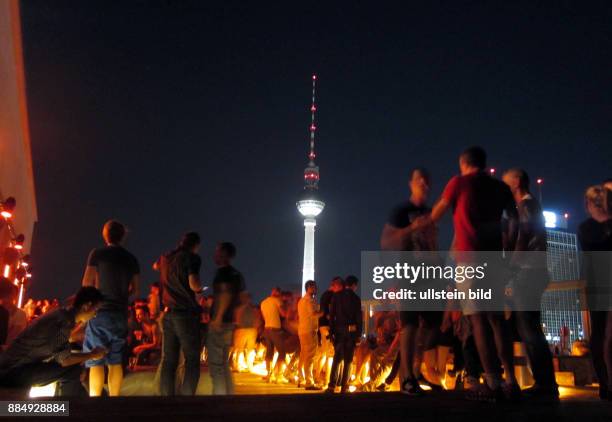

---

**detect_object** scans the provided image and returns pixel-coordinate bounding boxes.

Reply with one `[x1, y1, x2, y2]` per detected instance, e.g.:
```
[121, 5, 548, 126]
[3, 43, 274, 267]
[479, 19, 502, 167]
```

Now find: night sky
[20, 1, 612, 302]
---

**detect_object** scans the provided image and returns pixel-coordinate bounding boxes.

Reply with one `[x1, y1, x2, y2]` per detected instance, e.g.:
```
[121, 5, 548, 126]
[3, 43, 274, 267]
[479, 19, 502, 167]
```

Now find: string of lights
[0, 196, 32, 307]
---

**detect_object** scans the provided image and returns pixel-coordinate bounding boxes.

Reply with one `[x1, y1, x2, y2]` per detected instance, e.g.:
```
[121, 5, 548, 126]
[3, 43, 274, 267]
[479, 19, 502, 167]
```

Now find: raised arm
[81, 249, 98, 287]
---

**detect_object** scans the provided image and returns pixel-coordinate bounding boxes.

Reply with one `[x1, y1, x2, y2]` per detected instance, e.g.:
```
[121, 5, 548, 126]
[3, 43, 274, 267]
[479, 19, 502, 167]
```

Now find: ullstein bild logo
[371, 262, 487, 284]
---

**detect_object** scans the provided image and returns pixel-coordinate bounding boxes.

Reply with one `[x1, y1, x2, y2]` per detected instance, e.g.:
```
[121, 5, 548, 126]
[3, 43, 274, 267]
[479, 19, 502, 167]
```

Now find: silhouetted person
[0, 279, 27, 347]
[327, 275, 362, 393]
[418, 146, 519, 401]
[503, 168, 558, 398]
[317, 277, 343, 387]
[0, 287, 106, 396]
[260, 287, 287, 382]
[159, 232, 205, 395]
[82, 220, 140, 396]
[380, 167, 440, 395]
[579, 185, 612, 401]
[208, 242, 245, 395]
[298, 280, 323, 390]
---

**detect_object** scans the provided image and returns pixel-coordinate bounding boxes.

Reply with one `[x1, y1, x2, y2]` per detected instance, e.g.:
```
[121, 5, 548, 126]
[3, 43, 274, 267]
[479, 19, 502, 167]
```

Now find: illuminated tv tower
[296, 75, 325, 294]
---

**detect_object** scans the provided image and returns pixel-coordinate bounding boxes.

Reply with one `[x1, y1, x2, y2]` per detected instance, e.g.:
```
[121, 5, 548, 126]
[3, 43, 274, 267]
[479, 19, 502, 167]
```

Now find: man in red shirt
[415, 146, 519, 401]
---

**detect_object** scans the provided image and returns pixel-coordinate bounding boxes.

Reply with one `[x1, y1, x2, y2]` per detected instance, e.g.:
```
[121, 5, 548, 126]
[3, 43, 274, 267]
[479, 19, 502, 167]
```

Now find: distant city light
[543, 210, 557, 228]
[1, 197, 16, 219]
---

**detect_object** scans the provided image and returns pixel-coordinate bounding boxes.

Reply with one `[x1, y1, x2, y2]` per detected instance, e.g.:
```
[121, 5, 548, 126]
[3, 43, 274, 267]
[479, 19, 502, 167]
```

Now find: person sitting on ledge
[0, 286, 107, 396]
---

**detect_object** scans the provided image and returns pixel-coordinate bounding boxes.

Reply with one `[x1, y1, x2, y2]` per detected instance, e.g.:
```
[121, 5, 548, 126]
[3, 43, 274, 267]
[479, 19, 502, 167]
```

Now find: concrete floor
[8, 368, 611, 421]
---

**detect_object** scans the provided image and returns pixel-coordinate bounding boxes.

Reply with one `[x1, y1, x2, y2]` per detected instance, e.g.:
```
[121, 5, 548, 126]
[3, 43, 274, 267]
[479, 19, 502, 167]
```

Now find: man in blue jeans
[208, 242, 245, 395]
[82, 220, 140, 396]
[159, 232, 205, 395]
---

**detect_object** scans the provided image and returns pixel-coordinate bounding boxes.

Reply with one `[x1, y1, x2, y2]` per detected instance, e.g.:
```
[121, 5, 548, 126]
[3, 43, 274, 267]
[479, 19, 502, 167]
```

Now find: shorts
[84, 310, 128, 367]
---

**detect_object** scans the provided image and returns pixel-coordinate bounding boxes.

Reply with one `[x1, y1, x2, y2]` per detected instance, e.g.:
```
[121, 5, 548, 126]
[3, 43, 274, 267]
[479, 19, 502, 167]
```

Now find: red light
[564, 213, 569, 219]
[489, 168, 496, 174]
[311, 105, 316, 112]
[1, 211, 12, 219]
[310, 124, 316, 131]
[537, 178, 543, 185]
[312, 75, 317, 80]
[14, 245, 23, 250]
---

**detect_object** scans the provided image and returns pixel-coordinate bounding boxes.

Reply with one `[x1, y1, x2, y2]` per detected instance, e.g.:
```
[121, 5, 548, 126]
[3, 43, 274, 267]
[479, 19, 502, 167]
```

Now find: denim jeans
[207, 323, 235, 395]
[160, 310, 201, 395]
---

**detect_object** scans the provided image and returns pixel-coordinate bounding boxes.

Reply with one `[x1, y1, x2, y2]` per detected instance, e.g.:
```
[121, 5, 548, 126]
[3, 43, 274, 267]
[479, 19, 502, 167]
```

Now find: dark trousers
[263, 328, 286, 364]
[590, 310, 612, 393]
[1, 362, 85, 396]
[328, 331, 357, 388]
[160, 311, 201, 396]
[385, 353, 400, 385]
[463, 335, 484, 379]
[514, 310, 557, 388]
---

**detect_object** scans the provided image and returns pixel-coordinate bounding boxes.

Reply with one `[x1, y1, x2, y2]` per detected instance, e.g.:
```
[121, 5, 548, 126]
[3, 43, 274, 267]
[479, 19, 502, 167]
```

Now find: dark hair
[151, 282, 160, 289]
[330, 276, 344, 287]
[305, 280, 316, 290]
[504, 168, 530, 191]
[217, 241, 237, 259]
[135, 305, 150, 315]
[344, 275, 359, 287]
[103, 220, 126, 244]
[179, 232, 201, 250]
[73, 286, 104, 310]
[410, 167, 431, 185]
[460, 146, 487, 170]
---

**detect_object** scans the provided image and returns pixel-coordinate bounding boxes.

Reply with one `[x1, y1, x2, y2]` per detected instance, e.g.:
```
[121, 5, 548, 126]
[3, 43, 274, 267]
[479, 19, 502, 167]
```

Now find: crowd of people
[0, 146, 610, 404]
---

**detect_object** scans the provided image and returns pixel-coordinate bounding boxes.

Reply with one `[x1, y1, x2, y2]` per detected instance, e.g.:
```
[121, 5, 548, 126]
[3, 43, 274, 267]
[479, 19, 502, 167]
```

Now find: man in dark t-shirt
[82, 220, 140, 397]
[162, 248, 202, 312]
[208, 242, 245, 395]
[380, 168, 439, 395]
[159, 232, 205, 396]
[317, 277, 343, 385]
